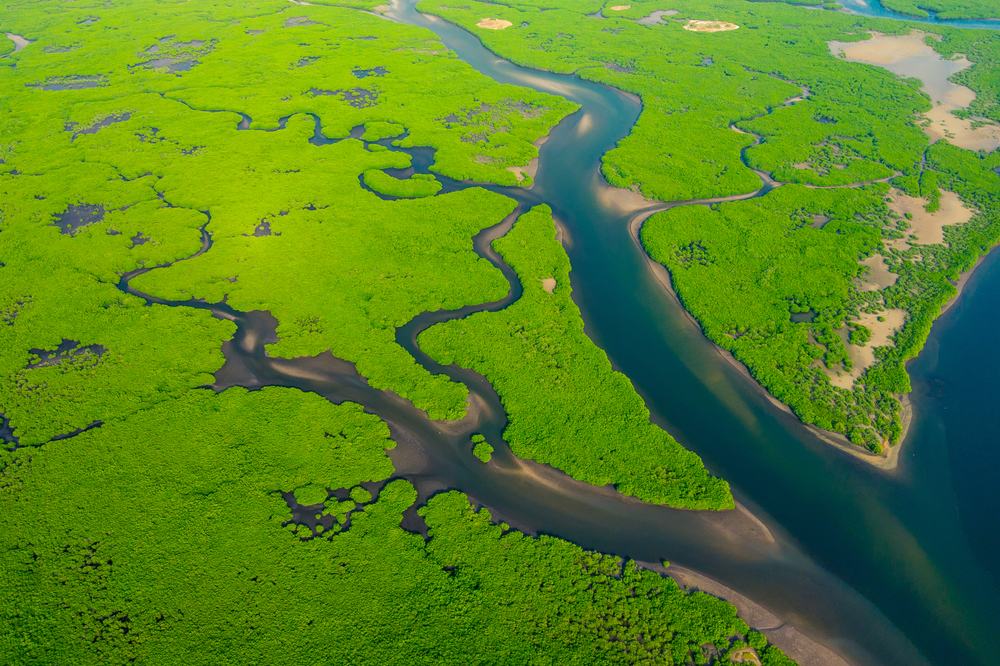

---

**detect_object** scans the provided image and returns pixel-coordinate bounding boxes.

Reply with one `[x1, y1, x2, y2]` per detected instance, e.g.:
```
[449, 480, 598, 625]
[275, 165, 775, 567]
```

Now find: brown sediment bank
[825, 309, 908, 391]
[639, 562, 852, 666]
[829, 30, 1000, 152]
[3, 33, 32, 53]
[859, 254, 897, 291]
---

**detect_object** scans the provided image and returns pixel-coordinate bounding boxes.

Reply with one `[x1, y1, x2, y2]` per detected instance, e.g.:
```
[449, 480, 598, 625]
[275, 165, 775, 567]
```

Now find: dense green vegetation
[422, 0, 1000, 452]
[421, 0, 937, 200]
[0, 3, 774, 662]
[875, 0, 1000, 20]
[364, 169, 443, 197]
[421, 206, 732, 507]
[0, 0, 576, 422]
[471, 433, 494, 461]
[1, 387, 793, 664]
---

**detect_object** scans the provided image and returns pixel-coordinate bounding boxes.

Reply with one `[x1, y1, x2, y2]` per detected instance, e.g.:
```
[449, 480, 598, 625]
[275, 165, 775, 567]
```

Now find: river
[119, 1, 1000, 663]
[380, 2, 1000, 665]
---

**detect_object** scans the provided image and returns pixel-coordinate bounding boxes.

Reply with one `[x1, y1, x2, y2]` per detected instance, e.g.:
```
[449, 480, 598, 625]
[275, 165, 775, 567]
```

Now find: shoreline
[638, 561, 853, 666]
[630, 202, 999, 468]
[627, 210, 920, 471]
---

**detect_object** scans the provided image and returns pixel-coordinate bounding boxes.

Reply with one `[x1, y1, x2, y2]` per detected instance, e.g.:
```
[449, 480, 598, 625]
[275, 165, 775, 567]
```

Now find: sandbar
[477, 18, 512, 30]
[886, 188, 974, 247]
[683, 20, 739, 32]
[829, 31, 1000, 151]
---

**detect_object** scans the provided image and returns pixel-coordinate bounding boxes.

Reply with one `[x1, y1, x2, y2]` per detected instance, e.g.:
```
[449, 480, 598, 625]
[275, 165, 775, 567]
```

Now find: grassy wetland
[0, 0, 807, 663]
[420, 0, 1000, 454]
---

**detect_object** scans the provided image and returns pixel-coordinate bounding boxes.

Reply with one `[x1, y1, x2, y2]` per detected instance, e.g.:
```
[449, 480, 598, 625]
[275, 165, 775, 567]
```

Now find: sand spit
[886, 188, 974, 247]
[858, 254, 897, 291]
[684, 20, 739, 32]
[829, 31, 1000, 152]
[477, 18, 512, 30]
[540, 277, 556, 293]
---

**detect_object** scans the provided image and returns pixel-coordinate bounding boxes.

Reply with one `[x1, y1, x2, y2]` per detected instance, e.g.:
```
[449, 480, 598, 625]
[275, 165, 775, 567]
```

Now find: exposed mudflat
[829, 31, 1000, 151]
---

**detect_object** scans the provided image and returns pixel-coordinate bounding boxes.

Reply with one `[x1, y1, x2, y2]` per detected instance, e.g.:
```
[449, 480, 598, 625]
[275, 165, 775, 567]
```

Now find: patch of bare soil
[477, 18, 513, 29]
[886, 189, 974, 247]
[683, 20, 739, 32]
[825, 309, 908, 390]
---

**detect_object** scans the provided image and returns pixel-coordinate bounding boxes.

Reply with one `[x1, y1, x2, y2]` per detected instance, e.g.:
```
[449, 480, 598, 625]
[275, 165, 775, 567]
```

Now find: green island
[0, 0, 803, 662]
[421, 0, 1000, 453]
[421, 206, 732, 507]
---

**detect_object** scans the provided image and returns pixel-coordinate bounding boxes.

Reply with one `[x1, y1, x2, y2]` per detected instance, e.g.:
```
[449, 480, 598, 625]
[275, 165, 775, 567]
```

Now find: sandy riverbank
[640, 562, 853, 666]
[505, 134, 548, 184]
[628, 211, 912, 469]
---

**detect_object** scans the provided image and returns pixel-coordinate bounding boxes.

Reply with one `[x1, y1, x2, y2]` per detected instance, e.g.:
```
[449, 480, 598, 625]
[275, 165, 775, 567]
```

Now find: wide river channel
[368, 2, 1000, 665]
[117, 1, 999, 664]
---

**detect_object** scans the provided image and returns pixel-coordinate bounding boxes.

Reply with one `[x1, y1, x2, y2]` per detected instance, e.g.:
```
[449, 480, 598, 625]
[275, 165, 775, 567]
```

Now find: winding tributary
[120, 2, 1000, 665]
[384, 3, 1000, 666]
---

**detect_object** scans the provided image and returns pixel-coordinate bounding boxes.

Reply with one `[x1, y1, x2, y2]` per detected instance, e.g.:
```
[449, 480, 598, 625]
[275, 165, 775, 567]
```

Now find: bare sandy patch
[608, 5, 631, 10]
[540, 277, 556, 293]
[825, 309, 908, 389]
[829, 31, 1000, 152]
[4, 33, 32, 52]
[683, 20, 739, 32]
[886, 188, 974, 247]
[477, 18, 512, 29]
[373, 4, 390, 12]
[503, 135, 547, 184]
[858, 254, 897, 291]
[576, 112, 594, 136]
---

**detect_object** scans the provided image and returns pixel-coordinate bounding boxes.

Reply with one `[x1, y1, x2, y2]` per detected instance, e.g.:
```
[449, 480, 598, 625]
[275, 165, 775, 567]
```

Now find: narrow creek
[118, 2, 1000, 665]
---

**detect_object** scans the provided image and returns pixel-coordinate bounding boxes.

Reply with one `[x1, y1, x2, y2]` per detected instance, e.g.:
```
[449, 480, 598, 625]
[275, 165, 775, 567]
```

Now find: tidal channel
[122, 2, 1000, 664]
[383, 2, 1000, 666]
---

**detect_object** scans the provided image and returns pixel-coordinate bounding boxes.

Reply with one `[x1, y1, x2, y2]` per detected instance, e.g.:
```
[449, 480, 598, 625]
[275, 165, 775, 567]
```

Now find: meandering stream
[117, 1, 1000, 664]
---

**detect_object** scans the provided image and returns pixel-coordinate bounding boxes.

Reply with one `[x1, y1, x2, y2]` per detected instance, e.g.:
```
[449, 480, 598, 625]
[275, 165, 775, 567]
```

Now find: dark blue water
[388, 2, 1000, 664]
[838, 0, 1000, 29]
